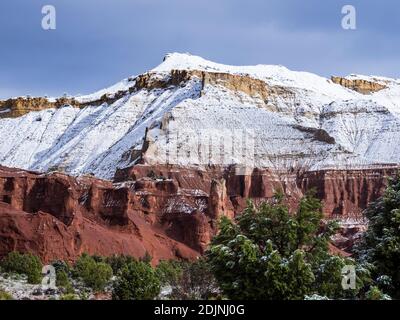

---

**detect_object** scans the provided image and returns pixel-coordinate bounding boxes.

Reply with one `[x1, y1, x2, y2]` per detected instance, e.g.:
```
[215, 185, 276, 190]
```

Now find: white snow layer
[0, 53, 399, 180]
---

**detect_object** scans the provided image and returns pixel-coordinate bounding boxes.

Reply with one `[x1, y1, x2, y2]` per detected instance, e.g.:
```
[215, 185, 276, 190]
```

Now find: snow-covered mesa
[0, 53, 399, 180]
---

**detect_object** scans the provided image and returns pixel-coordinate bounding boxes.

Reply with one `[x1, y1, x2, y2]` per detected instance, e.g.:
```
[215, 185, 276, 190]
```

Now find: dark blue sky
[0, 0, 399, 99]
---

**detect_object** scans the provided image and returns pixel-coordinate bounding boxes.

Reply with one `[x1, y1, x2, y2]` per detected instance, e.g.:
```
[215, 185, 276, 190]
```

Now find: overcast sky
[0, 0, 399, 99]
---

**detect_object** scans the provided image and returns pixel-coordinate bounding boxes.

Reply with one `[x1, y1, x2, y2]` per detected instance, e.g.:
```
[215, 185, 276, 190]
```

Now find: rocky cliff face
[117, 164, 396, 218]
[118, 164, 398, 253]
[0, 97, 80, 118]
[0, 90, 133, 118]
[331, 76, 387, 94]
[0, 166, 199, 263]
[134, 69, 288, 109]
[1, 164, 396, 262]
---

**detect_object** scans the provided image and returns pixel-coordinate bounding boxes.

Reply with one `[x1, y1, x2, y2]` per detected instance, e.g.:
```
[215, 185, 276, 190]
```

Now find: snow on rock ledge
[0, 53, 399, 179]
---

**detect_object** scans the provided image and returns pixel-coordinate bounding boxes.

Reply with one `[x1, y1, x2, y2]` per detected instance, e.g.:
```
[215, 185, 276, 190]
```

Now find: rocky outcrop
[0, 69, 277, 119]
[134, 69, 291, 106]
[293, 125, 336, 144]
[117, 164, 397, 218]
[0, 91, 131, 118]
[208, 179, 234, 221]
[0, 97, 80, 118]
[331, 76, 387, 94]
[0, 166, 198, 264]
[116, 164, 399, 252]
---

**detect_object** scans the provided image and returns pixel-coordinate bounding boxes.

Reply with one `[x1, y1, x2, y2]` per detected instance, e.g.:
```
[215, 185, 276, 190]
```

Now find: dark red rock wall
[0, 167, 198, 264]
[0, 165, 398, 263]
[118, 164, 397, 219]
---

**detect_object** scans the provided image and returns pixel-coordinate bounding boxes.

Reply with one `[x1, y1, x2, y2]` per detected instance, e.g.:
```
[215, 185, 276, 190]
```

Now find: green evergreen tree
[112, 260, 160, 300]
[0, 251, 43, 284]
[106, 255, 136, 274]
[155, 260, 183, 286]
[357, 176, 400, 298]
[207, 191, 367, 300]
[72, 254, 113, 292]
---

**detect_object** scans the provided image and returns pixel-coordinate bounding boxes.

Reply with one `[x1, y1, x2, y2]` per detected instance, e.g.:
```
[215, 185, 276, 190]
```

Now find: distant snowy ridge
[0, 53, 399, 180]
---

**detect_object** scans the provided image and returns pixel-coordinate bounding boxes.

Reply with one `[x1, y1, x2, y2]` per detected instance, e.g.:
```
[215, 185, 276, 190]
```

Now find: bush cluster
[0, 251, 43, 284]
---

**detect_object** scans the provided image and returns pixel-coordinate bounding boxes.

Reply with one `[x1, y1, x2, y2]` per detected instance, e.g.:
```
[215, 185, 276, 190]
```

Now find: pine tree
[112, 260, 160, 300]
[207, 191, 367, 300]
[357, 175, 400, 298]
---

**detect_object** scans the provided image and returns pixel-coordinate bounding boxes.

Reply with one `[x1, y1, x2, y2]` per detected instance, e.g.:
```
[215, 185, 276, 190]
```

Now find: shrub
[168, 259, 219, 300]
[51, 260, 72, 290]
[73, 254, 113, 292]
[52, 260, 71, 274]
[156, 260, 183, 286]
[56, 269, 75, 294]
[59, 293, 79, 300]
[56, 269, 69, 287]
[356, 176, 400, 298]
[0, 290, 13, 300]
[365, 286, 391, 300]
[0, 252, 43, 284]
[106, 255, 135, 274]
[113, 260, 160, 300]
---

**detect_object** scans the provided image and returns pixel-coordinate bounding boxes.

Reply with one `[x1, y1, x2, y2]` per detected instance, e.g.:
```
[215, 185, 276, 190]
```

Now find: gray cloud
[0, 0, 399, 99]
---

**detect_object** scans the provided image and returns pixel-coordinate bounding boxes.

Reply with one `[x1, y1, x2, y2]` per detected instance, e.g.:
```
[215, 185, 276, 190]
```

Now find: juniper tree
[207, 191, 369, 300]
[357, 176, 400, 298]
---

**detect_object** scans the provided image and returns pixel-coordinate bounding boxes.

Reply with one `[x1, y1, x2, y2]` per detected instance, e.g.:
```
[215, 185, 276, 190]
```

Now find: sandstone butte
[1, 53, 400, 263]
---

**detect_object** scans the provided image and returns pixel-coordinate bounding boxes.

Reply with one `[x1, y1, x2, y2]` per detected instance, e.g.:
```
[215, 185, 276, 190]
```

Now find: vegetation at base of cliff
[52, 260, 74, 294]
[106, 255, 136, 274]
[112, 260, 160, 300]
[155, 260, 183, 286]
[206, 190, 372, 300]
[1, 179, 400, 300]
[59, 293, 79, 300]
[0, 251, 217, 300]
[72, 254, 113, 292]
[355, 175, 400, 299]
[166, 259, 219, 300]
[0, 252, 43, 284]
[0, 289, 13, 300]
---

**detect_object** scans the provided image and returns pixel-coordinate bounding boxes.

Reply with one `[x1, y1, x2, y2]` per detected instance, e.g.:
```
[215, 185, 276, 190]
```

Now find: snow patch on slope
[0, 53, 400, 179]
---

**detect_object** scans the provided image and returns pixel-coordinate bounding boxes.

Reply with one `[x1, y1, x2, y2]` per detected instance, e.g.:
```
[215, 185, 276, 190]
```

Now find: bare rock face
[208, 179, 234, 221]
[0, 166, 198, 263]
[0, 91, 131, 118]
[331, 76, 387, 94]
[0, 163, 397, 262]
[0, 97, 79, 118]
[120, 164, 396, 219]
[134, 69, 289, 109]
[116, 164, 398, 253]
[298, 169, 391, 218]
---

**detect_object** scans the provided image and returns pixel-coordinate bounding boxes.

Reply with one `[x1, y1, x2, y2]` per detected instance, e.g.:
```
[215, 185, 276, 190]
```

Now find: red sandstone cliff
[0, 164, 397, 263]
[0, 166, 198, 264]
